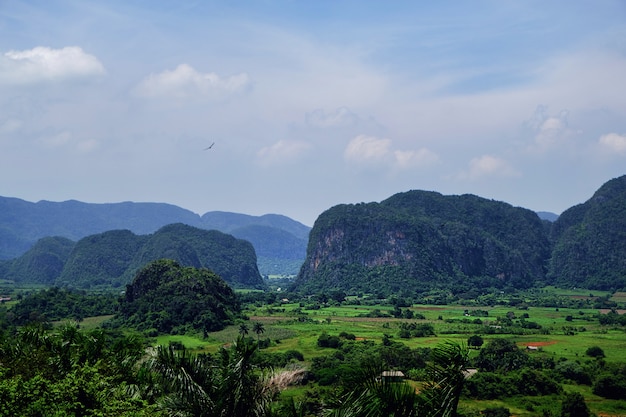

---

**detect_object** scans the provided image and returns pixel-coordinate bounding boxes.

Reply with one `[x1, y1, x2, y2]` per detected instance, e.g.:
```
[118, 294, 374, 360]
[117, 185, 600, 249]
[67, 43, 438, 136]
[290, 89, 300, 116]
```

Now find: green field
[142, 301, 622, 416]
[160, 302, 626, 365]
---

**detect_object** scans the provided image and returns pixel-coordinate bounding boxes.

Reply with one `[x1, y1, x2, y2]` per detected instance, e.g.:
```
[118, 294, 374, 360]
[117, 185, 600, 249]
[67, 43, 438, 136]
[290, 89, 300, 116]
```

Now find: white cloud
[257, 139, 311, 167]
[39, 131, 73, 148]
[523, 106, 578, 154]
[76, 139, 99, 153]
[598, 133, 626, 154]
[0, 119, 22, 134]
[459, 155, 520, 180]
[344, 135, 391, 164]
[0, 46, 105, 84]
[134, 64, 250, 99]
[36, 131, 99, 153]
[393, 148, 439, 169]
[344, 134, 438, 171]
[305, 107, 359, 128]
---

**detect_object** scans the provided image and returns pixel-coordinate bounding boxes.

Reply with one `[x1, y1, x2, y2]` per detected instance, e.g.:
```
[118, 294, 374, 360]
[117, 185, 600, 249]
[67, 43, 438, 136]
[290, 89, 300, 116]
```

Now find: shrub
[592, 373, 626, 399]
[585, 346, 605, 358]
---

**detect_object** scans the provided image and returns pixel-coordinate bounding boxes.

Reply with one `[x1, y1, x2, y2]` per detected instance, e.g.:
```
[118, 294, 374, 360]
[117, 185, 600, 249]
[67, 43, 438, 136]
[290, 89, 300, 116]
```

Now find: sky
[1, 1, 626, 226]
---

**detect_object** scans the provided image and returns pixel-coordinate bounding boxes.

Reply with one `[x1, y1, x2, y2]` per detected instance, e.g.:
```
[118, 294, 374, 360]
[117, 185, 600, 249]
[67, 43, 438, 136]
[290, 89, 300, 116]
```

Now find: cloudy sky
[1, 1, 625, 226]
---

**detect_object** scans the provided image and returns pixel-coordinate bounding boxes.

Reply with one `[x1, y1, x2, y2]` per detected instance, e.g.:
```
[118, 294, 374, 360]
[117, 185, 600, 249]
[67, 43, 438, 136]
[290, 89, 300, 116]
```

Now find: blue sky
[1, 1, 625, 226]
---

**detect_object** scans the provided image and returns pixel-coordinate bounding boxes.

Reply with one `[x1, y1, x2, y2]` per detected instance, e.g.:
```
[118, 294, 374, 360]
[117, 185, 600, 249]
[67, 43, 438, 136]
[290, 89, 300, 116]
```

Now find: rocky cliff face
[292, 192, 551, 295]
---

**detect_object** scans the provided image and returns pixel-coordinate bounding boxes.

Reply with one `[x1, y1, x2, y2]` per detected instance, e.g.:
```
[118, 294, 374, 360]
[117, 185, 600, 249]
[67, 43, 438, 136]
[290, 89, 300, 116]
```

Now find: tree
[467, 335, 484, 349]
[585, 346, 605, 358]
[560, 392, 591, 417]
[144, 336, 274, 417]
[474, 338, 528, 372]
[252, 322, 265, 344]
[239, 323, 249, 336]
[327, 342, 468, 417]
[592, 373, 626, 399]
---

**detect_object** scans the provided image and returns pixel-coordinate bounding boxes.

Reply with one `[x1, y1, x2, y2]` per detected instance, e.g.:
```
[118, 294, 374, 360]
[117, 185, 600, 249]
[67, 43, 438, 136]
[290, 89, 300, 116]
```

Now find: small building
[380, 370, 405, 383]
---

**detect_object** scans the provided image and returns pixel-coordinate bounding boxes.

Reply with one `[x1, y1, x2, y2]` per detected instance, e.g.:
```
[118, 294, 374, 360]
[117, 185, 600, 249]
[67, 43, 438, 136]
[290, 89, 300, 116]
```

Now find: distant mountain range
[2, 175, 623, 295]
[293, 175, 626, 295]
[0, 223, 265, 290]
[0, 197, 310, 276]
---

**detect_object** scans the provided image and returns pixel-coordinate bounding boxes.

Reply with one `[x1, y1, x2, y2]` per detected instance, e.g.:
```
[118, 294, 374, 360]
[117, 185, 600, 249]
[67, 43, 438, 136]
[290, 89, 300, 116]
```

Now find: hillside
[1, 236, 75, 285]
[548, 175, 626, 290]
[293, 175, 626, 296]
[292, 191, 552, 296]
[2, 224, 265, 290]
[112, 259, 241, 334]
[0, 197, 310, 275]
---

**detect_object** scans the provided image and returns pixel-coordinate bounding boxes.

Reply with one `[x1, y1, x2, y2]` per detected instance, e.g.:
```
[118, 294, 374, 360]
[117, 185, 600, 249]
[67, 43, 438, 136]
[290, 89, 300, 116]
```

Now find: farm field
[179, 302, 626, 363]
[153, 300, 625, 417]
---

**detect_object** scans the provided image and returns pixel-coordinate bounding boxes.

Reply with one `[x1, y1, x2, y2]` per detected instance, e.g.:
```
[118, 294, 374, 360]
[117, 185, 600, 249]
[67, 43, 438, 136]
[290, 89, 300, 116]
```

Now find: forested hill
[113, 259, 241, 334]
[548, 175, 626, 290]
[0, 197, 310, 276]
[293, 192, 550, 295]
[0, 223, 265, 290]
[292, 174, 626, 295]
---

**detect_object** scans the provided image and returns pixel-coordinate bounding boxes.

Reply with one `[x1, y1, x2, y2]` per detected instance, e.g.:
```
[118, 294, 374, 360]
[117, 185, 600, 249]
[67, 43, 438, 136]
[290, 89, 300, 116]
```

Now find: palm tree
[252, 322, 265, 344]
[327, 362, 420, 417]
[144, 336, 273, 417]
[420, 342, 469, 417]
[239, 322, 250, 337]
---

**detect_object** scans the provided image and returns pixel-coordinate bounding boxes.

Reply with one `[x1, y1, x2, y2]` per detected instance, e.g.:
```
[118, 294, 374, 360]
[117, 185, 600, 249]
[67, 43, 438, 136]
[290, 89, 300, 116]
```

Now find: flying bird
[203, 142, 215, 150]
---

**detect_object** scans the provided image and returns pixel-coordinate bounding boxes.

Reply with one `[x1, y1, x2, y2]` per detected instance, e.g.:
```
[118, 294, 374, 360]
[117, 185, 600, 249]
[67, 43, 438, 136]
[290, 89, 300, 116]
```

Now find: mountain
[200, 211, 310, 240]
[2, 237, 75, 285]
[112, 259, 241, 334]
[2, 224, 265, 290]
[125, 223, 264, 289]
[536, 211, 559, 222]
[200, 212, 309, 275]
[292, 191, 551, 296]
[548, 175, 626, 290]
[0, 197, 310, 275]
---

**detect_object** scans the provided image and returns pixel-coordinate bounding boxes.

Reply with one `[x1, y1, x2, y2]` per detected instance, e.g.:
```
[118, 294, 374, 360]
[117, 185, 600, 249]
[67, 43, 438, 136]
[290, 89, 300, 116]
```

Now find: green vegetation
[2, 175, 626, 415]
[2, 223, 265, 290]
[110, 259, 242, 335]
[293, 191, 551, 296]
[549, 175, 626, 290]
[294, 175, 626, 296]
[0, 198, 310, 278]
[7, 287, 117, 324]
[2, 283, 626, 416]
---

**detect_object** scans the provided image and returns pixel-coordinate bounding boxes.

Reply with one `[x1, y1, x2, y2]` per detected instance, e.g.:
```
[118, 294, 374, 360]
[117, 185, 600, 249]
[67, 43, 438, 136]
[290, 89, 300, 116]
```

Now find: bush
[592, 373, 626, 399]
[554, 360, 591, 385]
[560, 392, 591, 417]
[284, 350, 304, 362]
[317, 332, 341, 348]
[585, 346, 605, 358]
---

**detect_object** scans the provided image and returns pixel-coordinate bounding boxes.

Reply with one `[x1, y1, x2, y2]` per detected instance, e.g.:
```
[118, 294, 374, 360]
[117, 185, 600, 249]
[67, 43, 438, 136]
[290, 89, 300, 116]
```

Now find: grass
[154, 334, 210, 350]
[68, 297, 626, 416]
[611, 291, 626, 304]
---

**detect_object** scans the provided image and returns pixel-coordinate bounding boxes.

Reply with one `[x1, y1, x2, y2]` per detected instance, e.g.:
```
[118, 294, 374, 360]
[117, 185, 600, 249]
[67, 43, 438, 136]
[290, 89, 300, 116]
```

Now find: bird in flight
[203, 142, 215, 150]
